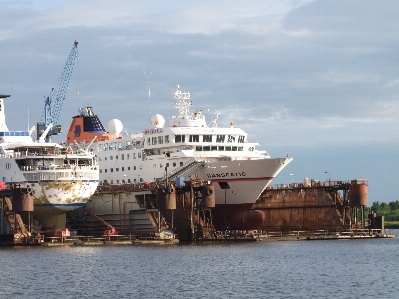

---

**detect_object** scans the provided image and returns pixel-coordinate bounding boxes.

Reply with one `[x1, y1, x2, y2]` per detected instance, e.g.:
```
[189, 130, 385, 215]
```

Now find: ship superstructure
[66, 86, 292, 230]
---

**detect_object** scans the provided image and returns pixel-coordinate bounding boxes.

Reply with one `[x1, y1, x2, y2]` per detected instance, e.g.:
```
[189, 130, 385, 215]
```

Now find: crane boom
[37, 40, 79, 142]
[85, 211, 118, 236]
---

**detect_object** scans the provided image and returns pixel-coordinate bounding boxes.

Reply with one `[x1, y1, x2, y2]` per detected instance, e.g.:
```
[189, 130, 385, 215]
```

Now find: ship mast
[173, 85, 193, 119]
[144, 70, 152, 126]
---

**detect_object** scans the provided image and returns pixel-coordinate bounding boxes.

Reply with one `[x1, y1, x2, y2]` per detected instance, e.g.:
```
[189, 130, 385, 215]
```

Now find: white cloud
[386, 79, 399, 88]
[320, 69, 380, 84]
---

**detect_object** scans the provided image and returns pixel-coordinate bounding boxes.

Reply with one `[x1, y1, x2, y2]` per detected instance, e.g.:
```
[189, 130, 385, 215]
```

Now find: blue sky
[1, 0, 398, 204]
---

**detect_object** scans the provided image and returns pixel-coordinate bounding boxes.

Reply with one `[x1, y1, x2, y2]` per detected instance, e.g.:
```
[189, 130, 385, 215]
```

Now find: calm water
[1, 232, 399, 299]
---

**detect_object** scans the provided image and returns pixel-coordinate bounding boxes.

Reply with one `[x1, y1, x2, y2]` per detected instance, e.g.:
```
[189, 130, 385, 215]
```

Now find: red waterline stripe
[211, 177, 274, 183]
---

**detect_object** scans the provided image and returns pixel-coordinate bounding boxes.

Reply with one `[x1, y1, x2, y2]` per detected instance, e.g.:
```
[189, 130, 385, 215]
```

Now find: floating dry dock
[254, 179, 381, 232]
[0, 178, 395, 245]
[64, 178, 397, 243]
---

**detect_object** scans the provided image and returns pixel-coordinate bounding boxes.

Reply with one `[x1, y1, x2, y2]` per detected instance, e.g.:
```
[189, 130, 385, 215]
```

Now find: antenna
[143, 70, 152, 125]
[208, 110, 220, 127]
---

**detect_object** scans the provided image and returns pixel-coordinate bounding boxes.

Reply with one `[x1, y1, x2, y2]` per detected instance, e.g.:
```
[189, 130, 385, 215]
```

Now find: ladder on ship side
[161, 159, 205, 182]
[327, 191, 351, 226]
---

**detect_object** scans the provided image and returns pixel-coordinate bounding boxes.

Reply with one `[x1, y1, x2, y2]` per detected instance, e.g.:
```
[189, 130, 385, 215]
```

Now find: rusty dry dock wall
[253, 187, 346, 230]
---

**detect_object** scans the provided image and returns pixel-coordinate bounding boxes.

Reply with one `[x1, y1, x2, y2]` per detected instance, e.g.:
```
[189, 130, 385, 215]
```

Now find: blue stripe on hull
[35, 203, 86, 208]
[7, 180, 99, 184]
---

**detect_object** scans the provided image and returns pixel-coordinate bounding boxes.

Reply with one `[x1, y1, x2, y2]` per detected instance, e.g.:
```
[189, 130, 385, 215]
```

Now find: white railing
[19, 165, 97, 171]
[23, 171, 98, 181]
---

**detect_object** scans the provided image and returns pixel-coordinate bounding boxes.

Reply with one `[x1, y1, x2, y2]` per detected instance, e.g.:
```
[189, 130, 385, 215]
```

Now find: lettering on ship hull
[206, 172, 246, 178]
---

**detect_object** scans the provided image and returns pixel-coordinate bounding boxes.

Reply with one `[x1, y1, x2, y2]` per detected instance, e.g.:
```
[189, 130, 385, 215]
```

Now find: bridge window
[165, 135, 170, 143]
[189, 135, 199, 142]
[196, 146, 202, 151]
[203, 135, 212, 142]
[216, 135, 225, 143]
[238, 136, 245, 143]
[227, 135, 235, 143]
[158, 136, 163, 144]
[152, 137, 157, 145]
[175, 135, 185, 143]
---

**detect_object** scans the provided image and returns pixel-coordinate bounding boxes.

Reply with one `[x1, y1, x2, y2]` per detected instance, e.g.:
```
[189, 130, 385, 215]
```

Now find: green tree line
[369, 201, 399, 222]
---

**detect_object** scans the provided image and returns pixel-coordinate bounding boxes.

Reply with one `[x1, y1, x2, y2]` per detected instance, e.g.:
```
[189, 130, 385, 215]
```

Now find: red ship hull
[212, 203, 265, 231]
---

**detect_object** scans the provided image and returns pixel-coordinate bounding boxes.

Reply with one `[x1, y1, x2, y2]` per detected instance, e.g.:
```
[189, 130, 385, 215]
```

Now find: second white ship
[66, 85, 292, 230]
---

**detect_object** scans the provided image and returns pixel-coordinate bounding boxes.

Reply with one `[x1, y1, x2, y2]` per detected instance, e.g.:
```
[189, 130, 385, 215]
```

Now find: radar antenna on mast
[143, 70, 152, 126]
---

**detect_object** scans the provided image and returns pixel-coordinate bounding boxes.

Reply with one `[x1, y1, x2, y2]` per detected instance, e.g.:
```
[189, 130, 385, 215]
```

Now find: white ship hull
[199, 157, 292, 205]
[2, 155, 99, 212]
[95, 155, 291, 206]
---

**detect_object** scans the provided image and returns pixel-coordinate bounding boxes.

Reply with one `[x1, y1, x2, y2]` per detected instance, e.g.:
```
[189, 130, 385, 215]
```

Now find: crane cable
[76, 42, 80, 108]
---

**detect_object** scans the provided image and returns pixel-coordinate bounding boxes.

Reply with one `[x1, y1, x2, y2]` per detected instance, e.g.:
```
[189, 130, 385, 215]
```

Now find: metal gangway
[161, 159, 205, 182]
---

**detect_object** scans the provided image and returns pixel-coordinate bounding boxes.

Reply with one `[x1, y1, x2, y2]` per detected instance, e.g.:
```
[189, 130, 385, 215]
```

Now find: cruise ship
[66, 86, 292, 230]
[0, 94, 99, 228]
